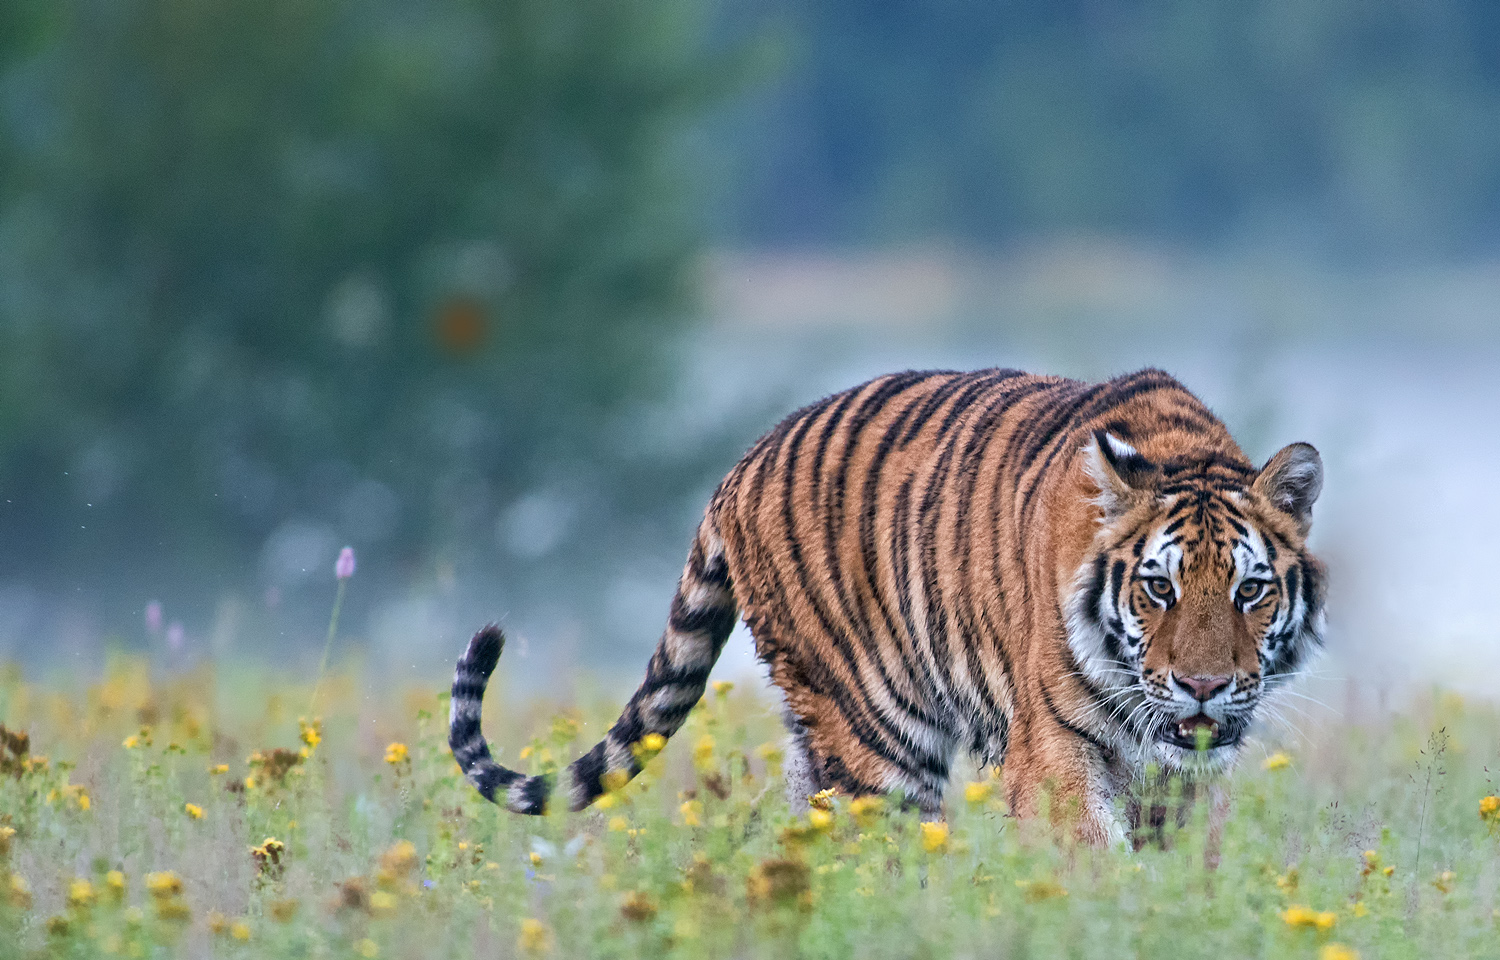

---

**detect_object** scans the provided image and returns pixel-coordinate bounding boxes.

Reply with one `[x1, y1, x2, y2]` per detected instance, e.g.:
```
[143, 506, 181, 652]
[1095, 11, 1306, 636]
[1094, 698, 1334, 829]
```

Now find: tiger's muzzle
[1153, 711, 1249, 751]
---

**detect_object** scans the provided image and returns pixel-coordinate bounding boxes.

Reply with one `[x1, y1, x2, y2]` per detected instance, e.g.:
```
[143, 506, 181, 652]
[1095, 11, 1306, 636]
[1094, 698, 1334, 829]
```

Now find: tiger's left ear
[1254, 443, 1323, 534]
[1084, 431, 1160, 519]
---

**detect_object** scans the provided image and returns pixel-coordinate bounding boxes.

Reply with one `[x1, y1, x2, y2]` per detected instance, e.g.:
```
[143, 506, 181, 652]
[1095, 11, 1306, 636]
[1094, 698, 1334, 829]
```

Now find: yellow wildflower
[209, 764, 229, 775]
[1282, 905, 1314, 927]
[529, 851, 543, 867]
[964, 781, 993, 806]
[608, 816, 629, 833]
[207, 911, 229, 935]
[122, 735, 140, 750]
[1263, 752, 1292, 771]
[602, 769, 630, 794]
[384, 742, 409, 766]
[630, 734, 667, 763]
[518, 917, 552, 954]
[355, 938, 379, 958]
[848, 795, 884, 827]
[808, 788, 836, 811]
[0, 825, 14, 856]
[67, 878, 95, 908]
[711, 680, 734, 697]
[184, 803, 204, 820]
[145, 872, 183, 899]
[104, 871, 126, 901]
[1282, 905, 1335, 931]
[251, 838, 286, 877]
[370, 891, 397, 915]
[298, 717, 322, 750]
[50, 783, 90, 812]
[230, 921, 251, 941]
[1320, 946, 1359, 960]
[680, 800, 704, 827]
[808, 807, 835, 832]
[692, 734, 715, 770]
[1481, 796, 1500, 821]
[1433, 871, 1456, 894]
[755, 742, 784, 767]
[378, 840, 418, 877]
[920, 821, 950, 854]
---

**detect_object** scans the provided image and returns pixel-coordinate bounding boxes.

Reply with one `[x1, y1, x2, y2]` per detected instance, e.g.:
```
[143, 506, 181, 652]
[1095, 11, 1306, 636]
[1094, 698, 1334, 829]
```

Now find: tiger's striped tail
[448, 524, 738, 814]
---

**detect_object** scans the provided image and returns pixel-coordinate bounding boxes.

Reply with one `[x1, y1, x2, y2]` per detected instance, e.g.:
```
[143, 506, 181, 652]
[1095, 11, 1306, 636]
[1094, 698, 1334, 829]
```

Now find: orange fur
[453, 368, 1326, 845]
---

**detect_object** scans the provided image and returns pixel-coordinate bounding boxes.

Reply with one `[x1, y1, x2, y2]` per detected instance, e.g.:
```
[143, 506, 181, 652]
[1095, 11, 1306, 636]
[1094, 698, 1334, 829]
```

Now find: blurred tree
[0, 0, 730, 623]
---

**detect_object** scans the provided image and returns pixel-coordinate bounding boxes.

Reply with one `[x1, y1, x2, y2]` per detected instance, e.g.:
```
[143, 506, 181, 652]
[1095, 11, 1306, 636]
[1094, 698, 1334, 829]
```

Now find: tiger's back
[451, 367, 1324, 845]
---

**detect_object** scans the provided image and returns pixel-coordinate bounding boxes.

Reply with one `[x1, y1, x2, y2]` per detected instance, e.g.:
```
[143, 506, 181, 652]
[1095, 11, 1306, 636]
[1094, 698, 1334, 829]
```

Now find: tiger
[448, 367, 1325, 845]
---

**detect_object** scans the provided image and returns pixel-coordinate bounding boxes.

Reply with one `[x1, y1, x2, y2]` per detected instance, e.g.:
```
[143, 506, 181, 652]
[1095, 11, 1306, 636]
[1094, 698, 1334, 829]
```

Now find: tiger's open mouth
[1155, 713, 1245, 750]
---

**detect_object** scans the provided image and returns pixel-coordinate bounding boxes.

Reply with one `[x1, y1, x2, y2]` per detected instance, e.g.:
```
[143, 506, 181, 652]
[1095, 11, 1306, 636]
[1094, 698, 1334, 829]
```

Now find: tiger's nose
[1174, 675, 1232, 702]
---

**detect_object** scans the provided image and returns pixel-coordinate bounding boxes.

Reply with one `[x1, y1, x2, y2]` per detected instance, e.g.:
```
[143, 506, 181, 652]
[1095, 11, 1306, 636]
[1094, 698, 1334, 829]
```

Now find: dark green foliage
[0, 0, 726, 614]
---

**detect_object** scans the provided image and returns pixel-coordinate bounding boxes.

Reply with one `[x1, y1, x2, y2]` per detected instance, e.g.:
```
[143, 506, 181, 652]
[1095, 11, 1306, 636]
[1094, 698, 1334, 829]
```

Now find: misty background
[0, 0, 1495, 700]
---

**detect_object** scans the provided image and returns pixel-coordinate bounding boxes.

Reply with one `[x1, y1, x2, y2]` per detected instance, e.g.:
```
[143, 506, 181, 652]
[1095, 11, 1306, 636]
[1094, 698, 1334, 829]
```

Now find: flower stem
[310, 578, 348, 714]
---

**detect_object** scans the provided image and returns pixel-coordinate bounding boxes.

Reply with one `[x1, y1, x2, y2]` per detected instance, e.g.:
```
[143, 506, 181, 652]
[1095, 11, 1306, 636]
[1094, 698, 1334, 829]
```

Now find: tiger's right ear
[1084, 431, 1160, 518]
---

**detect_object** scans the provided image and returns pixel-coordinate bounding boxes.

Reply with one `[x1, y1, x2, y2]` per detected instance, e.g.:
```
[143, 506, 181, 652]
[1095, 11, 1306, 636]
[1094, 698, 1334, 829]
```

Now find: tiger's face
[1067, 431, 1325, 773]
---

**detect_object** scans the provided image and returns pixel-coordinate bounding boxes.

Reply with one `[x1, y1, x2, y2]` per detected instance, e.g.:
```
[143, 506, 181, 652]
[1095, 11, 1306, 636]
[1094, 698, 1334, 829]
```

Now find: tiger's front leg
[1002, 718, 1127, 848]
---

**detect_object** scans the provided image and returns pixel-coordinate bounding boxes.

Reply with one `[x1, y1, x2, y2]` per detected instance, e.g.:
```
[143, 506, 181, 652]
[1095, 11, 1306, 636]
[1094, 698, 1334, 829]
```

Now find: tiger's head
[1067, 430, 1326, 773]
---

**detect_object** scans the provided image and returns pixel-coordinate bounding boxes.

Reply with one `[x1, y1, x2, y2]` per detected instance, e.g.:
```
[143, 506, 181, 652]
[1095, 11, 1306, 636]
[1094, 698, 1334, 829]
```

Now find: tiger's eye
[1146, 578, 1174, 599]
[1236, 580, 1265, 602]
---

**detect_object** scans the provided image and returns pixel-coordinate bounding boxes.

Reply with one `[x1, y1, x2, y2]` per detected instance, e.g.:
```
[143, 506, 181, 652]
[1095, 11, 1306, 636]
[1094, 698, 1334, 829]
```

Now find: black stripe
[898, 371, 971, 447]
[567, 743, 609, 809]
[516, 775, 551, 814]
[752, 405, 947, 779]
[956, 378, 1060, 583]
[668, 594, 738, 637]
[817, 377, 945, 727]
[638, 662, 714, 697]
[1039, 684, 1111, 757]
[846, 379, 960, 729]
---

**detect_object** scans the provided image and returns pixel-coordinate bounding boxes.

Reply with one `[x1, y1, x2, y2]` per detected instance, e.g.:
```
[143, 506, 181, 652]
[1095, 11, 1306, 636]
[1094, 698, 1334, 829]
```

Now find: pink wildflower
[166, 622, 185, 651]
[145, 601, 163, 634]
[335, 547, 356, 580]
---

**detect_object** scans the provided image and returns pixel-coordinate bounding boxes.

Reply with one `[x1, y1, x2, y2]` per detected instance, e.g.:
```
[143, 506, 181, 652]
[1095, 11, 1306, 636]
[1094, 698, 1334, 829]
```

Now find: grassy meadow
[1, 654, 1498, 960]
